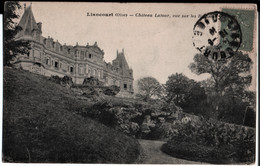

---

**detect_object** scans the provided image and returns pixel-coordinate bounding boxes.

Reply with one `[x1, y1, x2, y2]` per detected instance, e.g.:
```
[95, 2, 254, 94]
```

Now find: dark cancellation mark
[192, 11, 242, 61]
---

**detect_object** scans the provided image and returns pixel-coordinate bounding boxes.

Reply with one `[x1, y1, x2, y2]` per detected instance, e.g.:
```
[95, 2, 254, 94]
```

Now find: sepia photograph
[2, 1, 258, 165]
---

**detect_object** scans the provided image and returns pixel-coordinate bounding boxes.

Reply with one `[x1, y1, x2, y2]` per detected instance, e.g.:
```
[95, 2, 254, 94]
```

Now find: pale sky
[18, 2, 257, 91]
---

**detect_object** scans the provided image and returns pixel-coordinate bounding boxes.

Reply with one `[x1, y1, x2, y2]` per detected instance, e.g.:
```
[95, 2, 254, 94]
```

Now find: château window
[86, 64, 88, 73]
[79, 67, 83, 74]
[95, 70, 98, 78]
[97, 71, 100, 79]
[79, 51, 84, 59]
[70, 67, 74, 73]
[54, 61, 58, 68]
[75, 50, 78, 57]
[43, 39, 46, 44]
[68, 49, 71, 54]
[52, 42, 55, 48]
[27, 51, 30, 57]
[124, 84, 127, 90]
[93, 69, 96, 77]
[85, 52, 87, 59]
[46, 58, 49, 65]
[89, 54, 92, 59]
[60, 46, 63, 51]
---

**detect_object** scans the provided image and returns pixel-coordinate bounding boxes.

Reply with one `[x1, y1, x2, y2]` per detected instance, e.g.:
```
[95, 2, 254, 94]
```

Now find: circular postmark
[192, 11, 242, 61]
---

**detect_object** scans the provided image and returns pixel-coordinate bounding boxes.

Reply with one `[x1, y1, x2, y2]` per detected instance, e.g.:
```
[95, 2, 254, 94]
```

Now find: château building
[13, 4, 134, 98]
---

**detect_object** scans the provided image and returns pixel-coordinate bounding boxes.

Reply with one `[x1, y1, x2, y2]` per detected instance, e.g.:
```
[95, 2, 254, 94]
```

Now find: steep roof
[116, 51, 129, 70]
[16, 5, 39, 38]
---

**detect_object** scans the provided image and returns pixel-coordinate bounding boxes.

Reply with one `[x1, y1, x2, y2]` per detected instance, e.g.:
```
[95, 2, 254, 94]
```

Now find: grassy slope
[3, 67, 140, 163]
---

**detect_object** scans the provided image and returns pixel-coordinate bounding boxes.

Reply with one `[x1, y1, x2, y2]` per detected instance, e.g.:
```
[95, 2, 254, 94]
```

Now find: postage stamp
[221, 8, 256, 52]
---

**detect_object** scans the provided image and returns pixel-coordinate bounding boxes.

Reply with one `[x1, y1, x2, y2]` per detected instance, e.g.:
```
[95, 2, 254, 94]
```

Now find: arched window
[68, 49, 71, 54]
[89, 53, 92, 59]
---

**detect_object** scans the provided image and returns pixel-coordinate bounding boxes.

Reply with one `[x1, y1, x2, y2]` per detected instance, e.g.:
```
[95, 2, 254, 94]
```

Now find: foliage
[83, 76, 103, 86]
[102, 85, 120, 96]
[146, 123, 178, 140]
[243, 106, 256, 127]
[136, 77, 163, 101]
[189, 51, 252, 93]
[165, 73, 207, 115]
[4, 1, 31, 66]
[162, 141, 235, 164]
[49, 75, 73, 87]
[3, 68, 141, 163]
[188, 51, 256, 123]
[189, 51, 254, 117]
[61, 75, 73, 86]
[161, 117, 255, 164]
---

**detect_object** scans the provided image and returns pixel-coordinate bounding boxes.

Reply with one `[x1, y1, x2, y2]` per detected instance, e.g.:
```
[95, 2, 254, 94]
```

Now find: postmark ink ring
[192, 11, 242, 61]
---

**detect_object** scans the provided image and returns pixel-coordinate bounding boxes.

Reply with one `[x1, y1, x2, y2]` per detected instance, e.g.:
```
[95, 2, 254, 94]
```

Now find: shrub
[161, 117, 255, 164]
[49, 75, 61, 84]
[61, 75, 73, 86]
[103, 85, 120, 96]
[49, 75, 73, 87]
[146, 123, 177, 140]
[83, 77, 103, 86]
[162, 141, 236, 164]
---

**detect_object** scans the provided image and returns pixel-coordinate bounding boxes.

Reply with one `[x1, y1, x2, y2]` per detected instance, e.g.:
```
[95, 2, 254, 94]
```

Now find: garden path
[138, 139, 207, 164]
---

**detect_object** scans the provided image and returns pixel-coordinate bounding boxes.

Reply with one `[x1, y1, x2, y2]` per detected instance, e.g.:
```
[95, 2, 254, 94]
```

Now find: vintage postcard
[2, 2, 258, 165]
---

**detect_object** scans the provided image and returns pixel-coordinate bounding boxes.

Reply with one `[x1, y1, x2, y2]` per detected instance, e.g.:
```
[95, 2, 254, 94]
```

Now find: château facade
[13, 4, 134, 98]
